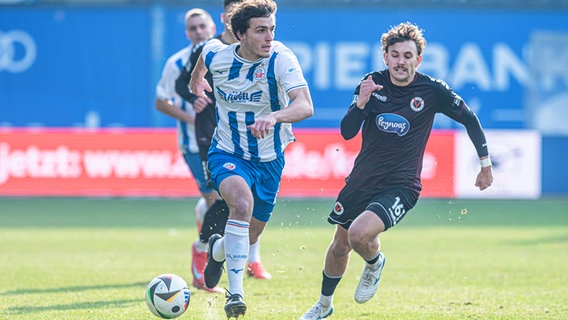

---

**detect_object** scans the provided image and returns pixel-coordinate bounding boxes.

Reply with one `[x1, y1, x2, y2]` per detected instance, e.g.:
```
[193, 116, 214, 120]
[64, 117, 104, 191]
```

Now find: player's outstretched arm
[452, 103, 493, 191]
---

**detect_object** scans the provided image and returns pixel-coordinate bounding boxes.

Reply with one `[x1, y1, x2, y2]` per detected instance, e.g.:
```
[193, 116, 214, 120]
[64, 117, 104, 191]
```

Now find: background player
[300, 22, 494, 319]
[155, 8, 223, 293]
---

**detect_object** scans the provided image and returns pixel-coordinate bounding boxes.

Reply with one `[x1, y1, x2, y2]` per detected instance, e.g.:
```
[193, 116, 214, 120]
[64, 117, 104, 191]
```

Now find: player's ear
[416, 55, 423, 67]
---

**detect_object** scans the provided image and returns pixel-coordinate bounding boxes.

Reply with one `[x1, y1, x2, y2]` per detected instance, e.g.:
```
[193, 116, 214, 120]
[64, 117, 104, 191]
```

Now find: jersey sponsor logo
[376, 113, 410, 136]
[333, 201, 344, 215]
[217, 88, 262, 103]
[223, 162, 236, 170]
[372, 92, 387, 102]
[410, 97, 424, 111]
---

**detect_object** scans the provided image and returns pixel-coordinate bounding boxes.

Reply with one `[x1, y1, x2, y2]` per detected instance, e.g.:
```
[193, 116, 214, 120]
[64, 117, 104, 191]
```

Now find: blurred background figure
[155, 7, 223, 293]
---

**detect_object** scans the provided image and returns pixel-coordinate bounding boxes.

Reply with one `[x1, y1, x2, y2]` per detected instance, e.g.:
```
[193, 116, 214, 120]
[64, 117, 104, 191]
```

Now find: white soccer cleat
[299, 302, 333, 320]
[354, 252, 386, 304]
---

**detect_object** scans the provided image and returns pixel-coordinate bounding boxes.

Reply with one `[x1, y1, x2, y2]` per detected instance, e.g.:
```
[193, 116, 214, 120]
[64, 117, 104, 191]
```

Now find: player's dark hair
[381, 22, 426, 56]
[230, 0, 277, 40]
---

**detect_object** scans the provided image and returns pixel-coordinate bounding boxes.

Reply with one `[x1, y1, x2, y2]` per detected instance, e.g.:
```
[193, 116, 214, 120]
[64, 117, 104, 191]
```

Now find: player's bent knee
[330, 239, 351, 257]
[348, 228, 377, 253]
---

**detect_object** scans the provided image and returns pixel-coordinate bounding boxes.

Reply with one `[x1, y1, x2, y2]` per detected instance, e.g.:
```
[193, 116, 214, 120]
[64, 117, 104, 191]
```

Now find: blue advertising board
[542, 136, 568, 195]
[0, 7, 152, 127]
[1, 5, 567, 130]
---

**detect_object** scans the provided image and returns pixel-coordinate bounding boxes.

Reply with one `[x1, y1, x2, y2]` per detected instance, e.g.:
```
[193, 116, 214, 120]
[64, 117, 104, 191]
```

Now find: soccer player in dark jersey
[175, 0, 272, 284]
[300, 22, 494, 320]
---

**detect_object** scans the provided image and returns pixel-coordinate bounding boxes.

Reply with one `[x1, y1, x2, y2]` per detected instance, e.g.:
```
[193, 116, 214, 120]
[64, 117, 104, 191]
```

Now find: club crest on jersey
[410, 97, 424, 111]
[223, 162, 236, 170]
[333, 201, 344, 215]
[376, 113, 410, 136]
[254, 66, 265, 79]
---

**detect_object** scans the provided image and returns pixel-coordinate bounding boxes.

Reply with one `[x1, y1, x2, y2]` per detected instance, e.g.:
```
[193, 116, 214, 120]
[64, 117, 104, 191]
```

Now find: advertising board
[0, 128, 456, 198]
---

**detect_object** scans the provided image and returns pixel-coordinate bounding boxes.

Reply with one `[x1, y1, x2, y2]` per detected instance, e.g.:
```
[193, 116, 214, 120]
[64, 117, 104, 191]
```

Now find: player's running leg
[200, 199, 230, 242]
[191, 197, 208, 288]
[194, 197, 207, 233]
[224, 291, 247, 319]
[300, 303, 333, 320]
[203, 234, 225, 289]
[354, 252, 386, 303]
[223, 219, 249, 318]
[300, 226, 350, 319]
[349, 210, 386, 303]
[246, 238, 271, 280]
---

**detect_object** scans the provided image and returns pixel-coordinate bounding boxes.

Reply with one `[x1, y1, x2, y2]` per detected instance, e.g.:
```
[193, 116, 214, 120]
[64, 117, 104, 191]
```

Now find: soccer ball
[145, 273, 190, 319]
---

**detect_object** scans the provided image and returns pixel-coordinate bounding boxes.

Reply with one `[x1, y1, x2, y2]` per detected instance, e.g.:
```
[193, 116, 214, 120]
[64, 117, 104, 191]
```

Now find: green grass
[1, 197, 567, 319]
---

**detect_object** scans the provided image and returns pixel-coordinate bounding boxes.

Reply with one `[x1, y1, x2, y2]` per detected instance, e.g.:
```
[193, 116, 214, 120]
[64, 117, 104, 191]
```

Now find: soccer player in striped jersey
[190, 0, 314, 317]
[300, 22, 494, 320]
[176, 0, 273, 282]
[155, 8, 223, 293]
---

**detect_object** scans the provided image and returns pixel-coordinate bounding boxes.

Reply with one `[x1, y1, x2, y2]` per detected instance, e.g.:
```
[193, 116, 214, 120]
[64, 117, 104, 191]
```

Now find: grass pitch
[0, 197, 567, 319]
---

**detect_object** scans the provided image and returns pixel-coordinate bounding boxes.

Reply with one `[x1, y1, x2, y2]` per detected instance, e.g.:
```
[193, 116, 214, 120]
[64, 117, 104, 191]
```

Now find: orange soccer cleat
[246, 261, 272, 280]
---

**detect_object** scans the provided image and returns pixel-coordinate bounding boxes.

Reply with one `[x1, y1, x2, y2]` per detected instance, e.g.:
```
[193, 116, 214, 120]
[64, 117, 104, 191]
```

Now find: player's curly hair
[381, 22, 427, 56]
[229, 0, 277, 40]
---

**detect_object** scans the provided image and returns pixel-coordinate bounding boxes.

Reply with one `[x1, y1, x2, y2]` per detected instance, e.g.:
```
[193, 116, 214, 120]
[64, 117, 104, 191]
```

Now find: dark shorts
[328, 184, 419, 231]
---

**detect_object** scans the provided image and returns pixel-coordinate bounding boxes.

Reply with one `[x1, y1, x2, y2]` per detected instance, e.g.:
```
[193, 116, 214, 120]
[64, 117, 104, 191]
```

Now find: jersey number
[388, 196, 406, 225]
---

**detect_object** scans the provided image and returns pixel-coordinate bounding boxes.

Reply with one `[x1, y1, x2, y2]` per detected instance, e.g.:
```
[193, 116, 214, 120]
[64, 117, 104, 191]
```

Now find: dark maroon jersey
[341, 70, 488, 194]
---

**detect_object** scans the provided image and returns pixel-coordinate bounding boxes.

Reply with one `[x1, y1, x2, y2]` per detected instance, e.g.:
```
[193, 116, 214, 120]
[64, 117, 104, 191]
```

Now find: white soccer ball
[145, 273, 190, 319]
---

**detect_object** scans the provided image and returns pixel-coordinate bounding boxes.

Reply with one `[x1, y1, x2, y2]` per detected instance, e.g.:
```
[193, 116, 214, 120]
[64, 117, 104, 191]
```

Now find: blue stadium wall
[1, 5, 567, 195]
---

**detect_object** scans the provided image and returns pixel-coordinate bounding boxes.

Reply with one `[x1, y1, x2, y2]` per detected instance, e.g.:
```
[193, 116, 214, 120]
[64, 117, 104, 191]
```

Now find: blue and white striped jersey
[156, 46, 198, 154]
[202, 39, 308, 162]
